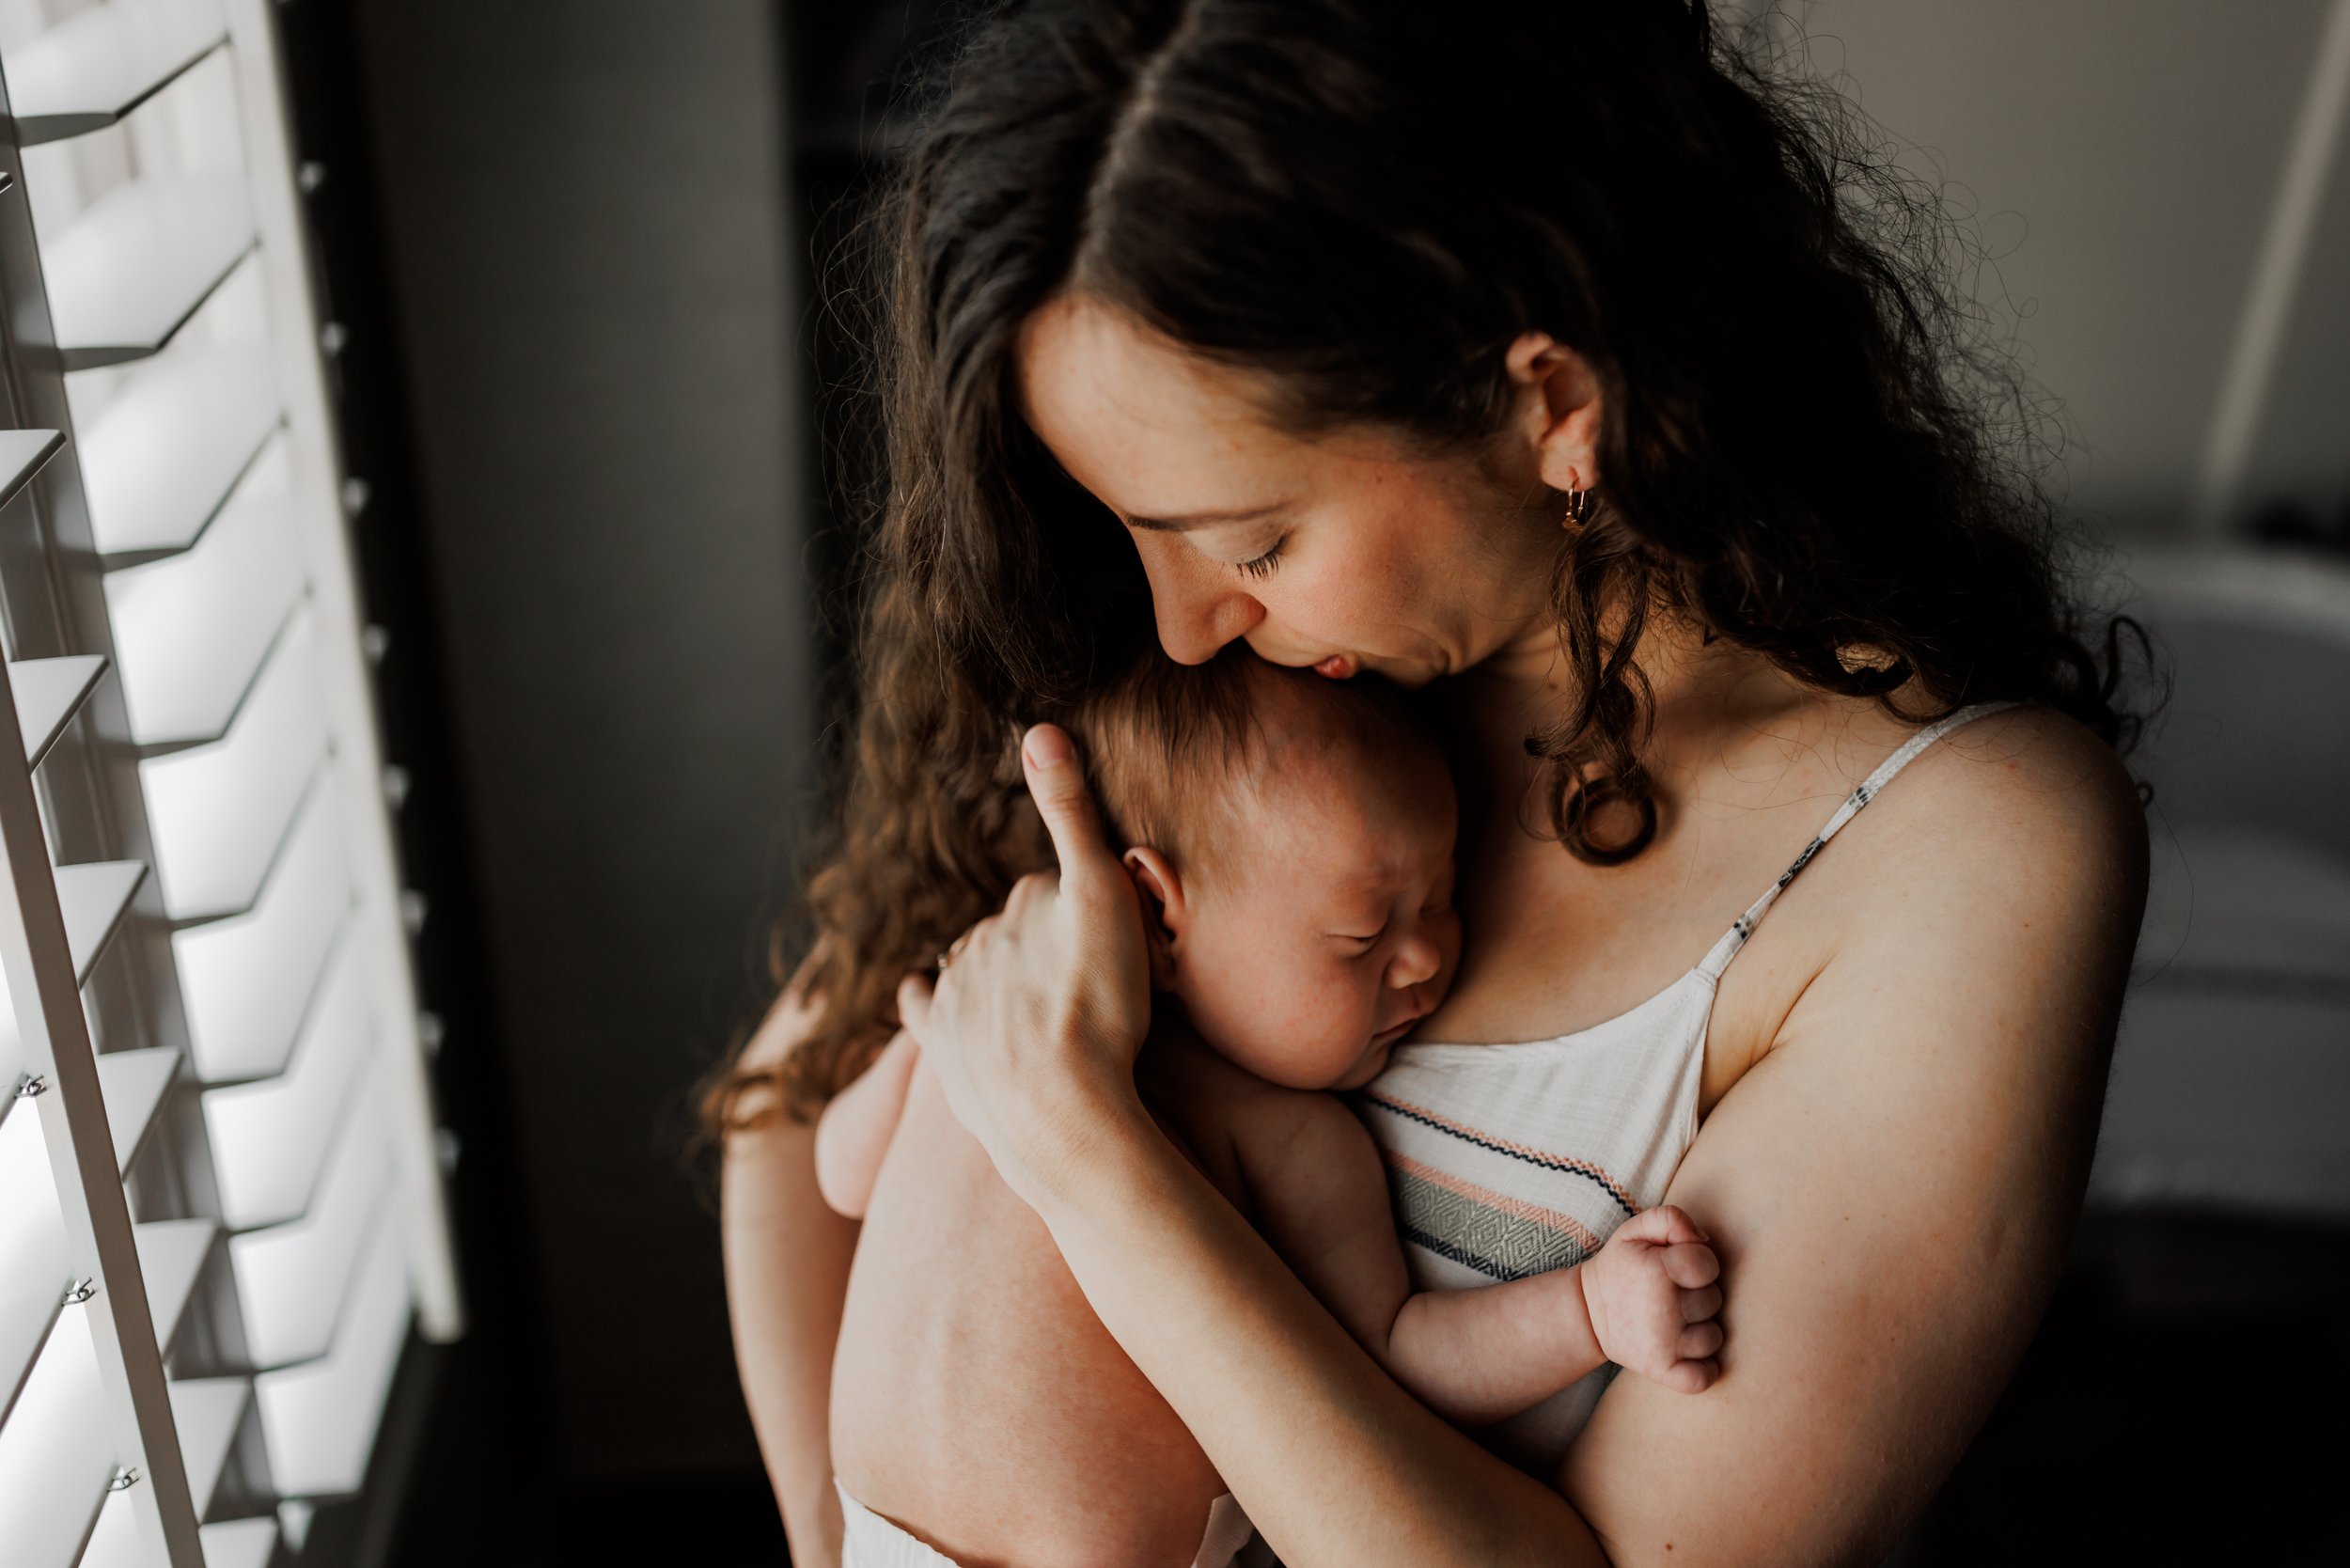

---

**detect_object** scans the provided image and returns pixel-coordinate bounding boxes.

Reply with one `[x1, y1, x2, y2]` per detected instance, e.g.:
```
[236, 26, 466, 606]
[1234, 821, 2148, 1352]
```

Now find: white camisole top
[1353, 702, 2020, 1471]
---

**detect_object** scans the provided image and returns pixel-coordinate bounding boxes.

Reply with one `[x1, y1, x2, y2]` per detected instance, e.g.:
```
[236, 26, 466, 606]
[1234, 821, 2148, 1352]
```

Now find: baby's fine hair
[1063, 647, 1434, 879]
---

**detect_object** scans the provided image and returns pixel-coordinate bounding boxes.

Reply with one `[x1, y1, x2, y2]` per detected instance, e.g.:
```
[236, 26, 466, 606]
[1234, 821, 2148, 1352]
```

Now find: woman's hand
[895, 724, 1156, 1202]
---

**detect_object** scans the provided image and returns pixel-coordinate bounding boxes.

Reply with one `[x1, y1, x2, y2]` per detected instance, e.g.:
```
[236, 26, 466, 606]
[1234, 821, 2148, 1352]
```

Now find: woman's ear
[1502, 331, 1604, 499]
[1121, 846, 1185, 992]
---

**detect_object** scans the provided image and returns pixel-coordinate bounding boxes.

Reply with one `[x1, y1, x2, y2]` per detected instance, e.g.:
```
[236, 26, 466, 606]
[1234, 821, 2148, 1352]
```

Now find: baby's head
[1070, 650, 1461, 1091]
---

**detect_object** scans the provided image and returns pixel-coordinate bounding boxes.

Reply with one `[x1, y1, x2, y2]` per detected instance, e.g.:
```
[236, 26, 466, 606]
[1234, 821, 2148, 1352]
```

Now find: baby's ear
[1120, 847, 1184, 991]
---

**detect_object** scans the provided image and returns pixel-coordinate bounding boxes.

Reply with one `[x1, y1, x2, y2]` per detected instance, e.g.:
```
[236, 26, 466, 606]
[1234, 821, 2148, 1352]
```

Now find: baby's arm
[812, 1029, 920, 1218]
[1387, 1202, 1727, 1414]
[1228, 1086, 1722, 1426]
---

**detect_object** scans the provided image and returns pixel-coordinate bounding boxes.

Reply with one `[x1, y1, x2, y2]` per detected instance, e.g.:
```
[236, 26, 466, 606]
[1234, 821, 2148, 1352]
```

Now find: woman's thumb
[1022, 725, 1114, 883]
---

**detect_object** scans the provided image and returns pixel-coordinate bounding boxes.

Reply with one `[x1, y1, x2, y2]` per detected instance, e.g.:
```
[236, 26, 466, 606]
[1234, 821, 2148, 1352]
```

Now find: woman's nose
[1138, 545, 1263, 665]
[1387, 933, 1442, 990]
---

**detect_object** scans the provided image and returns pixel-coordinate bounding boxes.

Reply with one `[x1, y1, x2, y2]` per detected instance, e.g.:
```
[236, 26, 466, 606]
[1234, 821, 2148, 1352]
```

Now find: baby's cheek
[1298, 967, 1383, 1079]
[1238, 975, 1362, 1088]
[1181, 937, 1314, 1053]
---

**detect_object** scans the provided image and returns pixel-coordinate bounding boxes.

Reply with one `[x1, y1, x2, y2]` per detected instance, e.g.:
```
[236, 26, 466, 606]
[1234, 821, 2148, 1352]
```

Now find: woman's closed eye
[1234, 534, 1288, 580]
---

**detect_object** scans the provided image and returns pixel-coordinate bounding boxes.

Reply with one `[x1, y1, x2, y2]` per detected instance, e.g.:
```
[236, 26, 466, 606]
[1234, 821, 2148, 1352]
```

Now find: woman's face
[1016, 294, 1568, 688]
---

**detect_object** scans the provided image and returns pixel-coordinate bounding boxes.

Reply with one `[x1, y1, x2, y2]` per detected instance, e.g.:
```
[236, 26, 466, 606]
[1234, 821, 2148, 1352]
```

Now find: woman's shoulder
[1875, 703, 2149, 899]
[1788, 701, 2151, 1045]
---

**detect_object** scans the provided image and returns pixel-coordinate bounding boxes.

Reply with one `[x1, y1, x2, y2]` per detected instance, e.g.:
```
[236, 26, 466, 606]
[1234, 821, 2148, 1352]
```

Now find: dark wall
[351, 0, 811, 1482]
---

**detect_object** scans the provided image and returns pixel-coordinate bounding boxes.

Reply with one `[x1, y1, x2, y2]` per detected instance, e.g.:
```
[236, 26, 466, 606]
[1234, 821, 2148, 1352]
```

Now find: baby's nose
[1388, 933, 1442, 989]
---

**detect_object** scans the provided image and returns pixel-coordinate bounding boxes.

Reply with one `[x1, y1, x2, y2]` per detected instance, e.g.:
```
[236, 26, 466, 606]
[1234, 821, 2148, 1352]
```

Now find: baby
[818, 651, 1723, 1568]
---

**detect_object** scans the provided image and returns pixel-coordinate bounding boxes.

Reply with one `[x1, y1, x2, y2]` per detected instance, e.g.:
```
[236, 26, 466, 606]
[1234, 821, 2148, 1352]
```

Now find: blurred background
[5, 0, 2340, 1564]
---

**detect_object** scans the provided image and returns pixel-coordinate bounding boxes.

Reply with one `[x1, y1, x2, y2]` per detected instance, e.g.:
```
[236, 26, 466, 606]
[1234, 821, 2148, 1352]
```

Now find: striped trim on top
[1355, 1090, 1639, 1217]
[1386, 1153, 1594, 1283]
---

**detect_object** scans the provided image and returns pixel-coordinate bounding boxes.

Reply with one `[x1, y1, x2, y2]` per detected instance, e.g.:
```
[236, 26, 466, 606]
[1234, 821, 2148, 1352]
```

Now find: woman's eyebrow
[1124, 502, 1291, 532]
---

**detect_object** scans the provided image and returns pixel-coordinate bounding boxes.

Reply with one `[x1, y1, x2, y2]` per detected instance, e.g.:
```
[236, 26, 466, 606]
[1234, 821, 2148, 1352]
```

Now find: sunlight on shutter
[0, 3, 458, 1560]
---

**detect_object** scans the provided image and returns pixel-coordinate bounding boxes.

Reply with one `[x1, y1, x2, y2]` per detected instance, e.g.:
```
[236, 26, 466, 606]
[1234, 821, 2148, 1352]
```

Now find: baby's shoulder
[1138, 1030, 1363, 1204]
[1140, 1027, 1337, 1122]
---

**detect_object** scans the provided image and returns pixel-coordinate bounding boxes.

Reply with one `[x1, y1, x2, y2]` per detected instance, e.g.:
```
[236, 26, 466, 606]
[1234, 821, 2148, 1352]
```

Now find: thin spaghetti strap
[1696, 702, 2026, 980]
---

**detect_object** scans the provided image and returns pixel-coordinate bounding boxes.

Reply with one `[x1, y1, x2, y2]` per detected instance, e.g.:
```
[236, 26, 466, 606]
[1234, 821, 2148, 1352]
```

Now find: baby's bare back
[831, 1059, 1228, 1567]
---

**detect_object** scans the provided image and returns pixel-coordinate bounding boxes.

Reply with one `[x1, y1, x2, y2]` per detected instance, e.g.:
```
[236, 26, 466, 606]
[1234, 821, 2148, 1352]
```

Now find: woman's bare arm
[1219, 1074, 1717, 1427]
[1559, 718, 2146, 1565]
[721, 982, 860, 1568]
[1036, 1097, 1611, 1564]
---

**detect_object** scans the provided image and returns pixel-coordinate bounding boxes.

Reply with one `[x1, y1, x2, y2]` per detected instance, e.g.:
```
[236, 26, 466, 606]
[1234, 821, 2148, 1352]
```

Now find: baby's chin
[1329, 1039, 1397, 1092]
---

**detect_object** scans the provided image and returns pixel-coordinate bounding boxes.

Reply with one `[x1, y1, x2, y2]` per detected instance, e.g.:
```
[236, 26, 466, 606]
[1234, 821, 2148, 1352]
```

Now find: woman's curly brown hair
[706, 0, 2141, 1132]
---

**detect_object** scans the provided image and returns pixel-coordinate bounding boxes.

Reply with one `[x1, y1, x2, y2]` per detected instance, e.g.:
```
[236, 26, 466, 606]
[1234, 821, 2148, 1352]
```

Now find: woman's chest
[1414, 787, 1853, 1109]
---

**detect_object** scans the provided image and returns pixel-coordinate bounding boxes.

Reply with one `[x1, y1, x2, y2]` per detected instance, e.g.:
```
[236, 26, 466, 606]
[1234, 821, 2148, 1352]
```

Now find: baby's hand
[1580, 1204, 1723, 1393]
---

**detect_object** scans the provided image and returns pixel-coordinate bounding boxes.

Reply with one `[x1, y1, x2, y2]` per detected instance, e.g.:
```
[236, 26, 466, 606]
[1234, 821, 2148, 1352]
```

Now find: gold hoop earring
[1563, 487, 1597, 525]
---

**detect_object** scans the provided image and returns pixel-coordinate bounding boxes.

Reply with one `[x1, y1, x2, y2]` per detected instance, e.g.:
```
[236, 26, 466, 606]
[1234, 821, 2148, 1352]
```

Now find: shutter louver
[0, 1105, 70, 1418]
[0, 1302, 115, 1568]
[139, 610, 329, 921]
[55, 862, 144, 983]
[13, 655, 108, 765]
[128, 1221, 212, 1355]
[202, 936, 369, 1229]
[95, 1048, 177, 1175]
[0, 2, 460, 1561]
[4, 0, 226, 147]
[252, 1207, 407, 1499]
[173, 785, 349, 1084]
[102, 434, 302, 745]
[163, 1378, 245, 1517]
[78, 345, 278, 557]
[229, 1077, 391, 1369]
[44, 173, 253, 368]
[0, 430, 63, 506]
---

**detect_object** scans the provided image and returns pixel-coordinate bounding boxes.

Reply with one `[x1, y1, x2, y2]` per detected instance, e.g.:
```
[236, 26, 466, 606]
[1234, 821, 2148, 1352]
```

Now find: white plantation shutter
[0, 3, 459, 1565]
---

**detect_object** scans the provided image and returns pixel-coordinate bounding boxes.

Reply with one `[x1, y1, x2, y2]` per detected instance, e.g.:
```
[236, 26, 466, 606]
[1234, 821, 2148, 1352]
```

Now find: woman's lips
[1311, 654, 1356, 680]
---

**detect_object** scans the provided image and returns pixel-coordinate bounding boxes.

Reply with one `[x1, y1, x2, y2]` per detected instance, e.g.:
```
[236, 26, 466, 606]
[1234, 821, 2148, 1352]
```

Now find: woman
[718, 3, 2149, 1562]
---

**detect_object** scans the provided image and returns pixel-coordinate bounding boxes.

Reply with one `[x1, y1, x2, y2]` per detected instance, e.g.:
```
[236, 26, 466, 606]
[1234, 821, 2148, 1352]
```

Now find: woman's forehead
[1015, 294, 1298, 510]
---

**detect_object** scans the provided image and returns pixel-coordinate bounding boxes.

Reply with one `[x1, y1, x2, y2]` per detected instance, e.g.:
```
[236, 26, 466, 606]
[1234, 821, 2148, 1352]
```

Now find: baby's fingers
[1617, 1203, 1711, 1248]
[1663, 1240, 1720, 1289]
[1680, 1284, 1723, 1324]
[1679, 1322, 1724, 1361]
[1655, 1356, 1720, 1395]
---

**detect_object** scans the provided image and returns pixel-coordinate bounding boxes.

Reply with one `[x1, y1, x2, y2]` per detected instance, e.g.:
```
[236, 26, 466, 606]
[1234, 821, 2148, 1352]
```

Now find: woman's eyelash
[1235, 536, 1287, 579]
